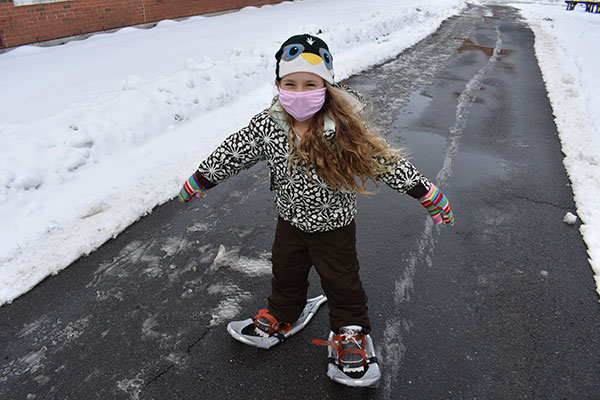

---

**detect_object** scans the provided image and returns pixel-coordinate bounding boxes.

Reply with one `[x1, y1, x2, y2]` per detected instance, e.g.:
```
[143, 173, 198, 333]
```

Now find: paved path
[2, 4, 599, 400]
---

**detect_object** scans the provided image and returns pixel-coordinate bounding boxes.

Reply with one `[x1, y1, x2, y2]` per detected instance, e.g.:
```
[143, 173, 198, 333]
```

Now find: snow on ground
[1, 0, 599, 306]
[0, 0, 466, 305]
[511, 1, 600, 295]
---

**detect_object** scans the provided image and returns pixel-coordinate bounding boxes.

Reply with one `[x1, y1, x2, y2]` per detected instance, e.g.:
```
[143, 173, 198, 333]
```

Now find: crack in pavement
[145, 364, 175, 387]
[186, 327, 210, 354]
[511, 194, 567, 210]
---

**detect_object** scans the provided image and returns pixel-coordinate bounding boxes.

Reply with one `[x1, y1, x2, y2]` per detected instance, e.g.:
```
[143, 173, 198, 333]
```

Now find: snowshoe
[227, 295, 327, 349]
[313, 329, 381, 387]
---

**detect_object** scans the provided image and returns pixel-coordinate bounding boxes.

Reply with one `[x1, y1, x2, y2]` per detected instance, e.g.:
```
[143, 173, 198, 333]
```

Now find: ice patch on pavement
[2, 315, 91, 380]
[117, 374, 144, 400]
[207, 282, 251, 326]
[210, 244, 271, 277]
[0, 347, 47, 378]
[87, 240, 159, 287]
[160, 236, 190, 257]
[381, 318, 408, 399]
[141, 313, 166, 340]
[186, 222, 212, 233]
[87, 236, 201, 290]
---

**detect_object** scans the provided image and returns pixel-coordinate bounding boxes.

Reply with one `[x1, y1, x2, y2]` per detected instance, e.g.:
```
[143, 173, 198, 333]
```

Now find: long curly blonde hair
[287, 83, 401, 194]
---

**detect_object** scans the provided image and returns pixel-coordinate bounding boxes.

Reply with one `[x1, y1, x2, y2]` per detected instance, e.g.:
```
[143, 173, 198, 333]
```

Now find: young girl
[179, 34, 454, 382]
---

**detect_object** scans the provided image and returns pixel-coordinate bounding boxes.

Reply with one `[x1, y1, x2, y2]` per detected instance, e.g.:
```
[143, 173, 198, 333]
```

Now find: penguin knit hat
[275, 34, 334, 84]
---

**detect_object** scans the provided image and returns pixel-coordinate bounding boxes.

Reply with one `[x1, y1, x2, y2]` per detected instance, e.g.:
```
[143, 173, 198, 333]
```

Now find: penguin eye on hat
[319, 48, 333, 70]
[281, 44, 306, 61]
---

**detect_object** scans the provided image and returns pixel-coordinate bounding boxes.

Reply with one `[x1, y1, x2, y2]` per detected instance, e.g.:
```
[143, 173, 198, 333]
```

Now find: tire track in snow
[381, 23, 503, 399]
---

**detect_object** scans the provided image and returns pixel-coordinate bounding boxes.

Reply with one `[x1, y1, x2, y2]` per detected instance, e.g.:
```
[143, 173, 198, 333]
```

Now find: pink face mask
[278, 87, 327, 122]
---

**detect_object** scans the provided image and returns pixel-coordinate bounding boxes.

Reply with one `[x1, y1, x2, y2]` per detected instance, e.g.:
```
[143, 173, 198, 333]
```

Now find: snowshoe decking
[227, 295, 327, 349]
[314, 331, 381, 387]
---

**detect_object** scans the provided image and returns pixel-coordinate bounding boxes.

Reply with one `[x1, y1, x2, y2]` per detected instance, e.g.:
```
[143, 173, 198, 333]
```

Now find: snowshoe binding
[253, 308, 291, 337]
[313, 326, 381, 387]
[227, 295, 327, 349]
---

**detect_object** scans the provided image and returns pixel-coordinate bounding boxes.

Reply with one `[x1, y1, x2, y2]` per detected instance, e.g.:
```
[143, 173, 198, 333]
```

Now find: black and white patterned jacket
[195, 89, 430, 233]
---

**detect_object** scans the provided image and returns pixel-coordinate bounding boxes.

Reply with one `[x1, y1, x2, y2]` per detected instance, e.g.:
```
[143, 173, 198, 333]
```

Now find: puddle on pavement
[392, 90, 446, 176]
[459, 38, 495, 57]
[401, 89, 433, 119]
[457, 38, 514, 58]
[393, 90, 508, 187]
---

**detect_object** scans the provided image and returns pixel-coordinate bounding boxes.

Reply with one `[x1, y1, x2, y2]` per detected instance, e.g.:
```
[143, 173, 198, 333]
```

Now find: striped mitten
[178, 174, 207, 203]
[418, 184, 454, 226]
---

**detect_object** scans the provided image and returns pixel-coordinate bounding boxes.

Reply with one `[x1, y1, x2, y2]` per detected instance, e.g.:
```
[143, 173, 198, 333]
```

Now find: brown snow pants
[268, 217, 371, 334]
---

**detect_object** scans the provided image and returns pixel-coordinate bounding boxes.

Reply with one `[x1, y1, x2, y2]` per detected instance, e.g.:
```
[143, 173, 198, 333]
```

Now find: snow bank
[0, 0, 465, 305]
[514, 2, 600, 295]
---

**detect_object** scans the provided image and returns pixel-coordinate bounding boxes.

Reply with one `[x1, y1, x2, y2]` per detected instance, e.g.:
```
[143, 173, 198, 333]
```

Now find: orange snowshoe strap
[339, 346, 367, 359]
[312, 333, 368, 362]
[312, 338, 340, 351]
[254, 309, 291, 334]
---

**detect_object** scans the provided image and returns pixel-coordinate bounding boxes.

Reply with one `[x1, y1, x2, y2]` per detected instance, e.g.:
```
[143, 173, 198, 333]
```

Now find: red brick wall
[0, 0, 283, 49]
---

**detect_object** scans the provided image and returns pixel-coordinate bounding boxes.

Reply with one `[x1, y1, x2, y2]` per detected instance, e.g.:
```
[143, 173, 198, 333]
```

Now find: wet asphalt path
[2, 4, 599, 400]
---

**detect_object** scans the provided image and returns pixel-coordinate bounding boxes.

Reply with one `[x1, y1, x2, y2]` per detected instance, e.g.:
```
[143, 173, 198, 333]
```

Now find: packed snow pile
[0, 0, 466, 305]
[563, 212, 578, 225]
[514, 2, 600, 295]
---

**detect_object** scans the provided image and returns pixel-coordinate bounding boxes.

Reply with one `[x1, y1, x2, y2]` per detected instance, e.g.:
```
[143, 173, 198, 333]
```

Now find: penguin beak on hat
[301, 52, 323, 66]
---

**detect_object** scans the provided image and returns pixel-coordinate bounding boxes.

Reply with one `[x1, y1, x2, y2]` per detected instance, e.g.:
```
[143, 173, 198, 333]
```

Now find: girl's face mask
[278, 87, 327, 122]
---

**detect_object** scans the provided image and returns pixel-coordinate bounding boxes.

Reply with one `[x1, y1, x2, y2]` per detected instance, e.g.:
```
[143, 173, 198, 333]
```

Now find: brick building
[0, 0, 282, 49]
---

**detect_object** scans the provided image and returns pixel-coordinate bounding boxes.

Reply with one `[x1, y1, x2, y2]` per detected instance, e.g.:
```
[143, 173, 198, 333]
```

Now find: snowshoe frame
[227, 295, 327, 349]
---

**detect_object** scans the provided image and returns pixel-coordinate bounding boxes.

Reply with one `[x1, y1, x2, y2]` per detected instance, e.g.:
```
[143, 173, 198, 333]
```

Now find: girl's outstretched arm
[377, 159, 454, 227]
[177, 113, 268, 203]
